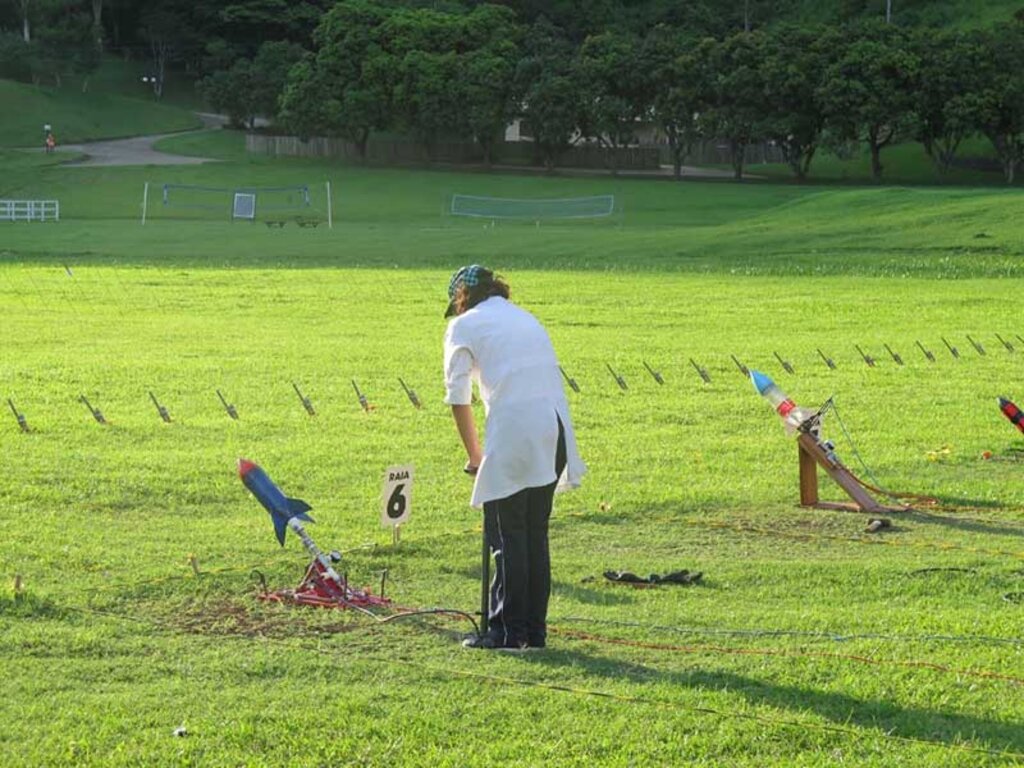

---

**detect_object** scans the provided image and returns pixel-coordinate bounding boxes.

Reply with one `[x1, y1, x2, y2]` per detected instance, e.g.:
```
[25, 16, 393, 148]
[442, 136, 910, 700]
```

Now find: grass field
[2, 140, 1024, 766]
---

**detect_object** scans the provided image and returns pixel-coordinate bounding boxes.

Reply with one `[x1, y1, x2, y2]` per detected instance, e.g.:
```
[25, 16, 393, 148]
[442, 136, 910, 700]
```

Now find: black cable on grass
[57, 604, 1024, 762]
[373, 608, 481, 636]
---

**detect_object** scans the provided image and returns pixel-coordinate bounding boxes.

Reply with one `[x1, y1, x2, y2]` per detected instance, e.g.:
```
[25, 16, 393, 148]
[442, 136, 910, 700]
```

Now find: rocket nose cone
[998, 397, 1011, 409]
[238, 458, 257, 478]
[750, 370, 773, 395]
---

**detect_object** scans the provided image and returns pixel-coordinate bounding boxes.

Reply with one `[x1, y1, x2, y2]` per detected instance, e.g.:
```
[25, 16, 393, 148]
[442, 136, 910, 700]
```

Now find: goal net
[151, 183, 324, 222]
[449, 194, 616, 221]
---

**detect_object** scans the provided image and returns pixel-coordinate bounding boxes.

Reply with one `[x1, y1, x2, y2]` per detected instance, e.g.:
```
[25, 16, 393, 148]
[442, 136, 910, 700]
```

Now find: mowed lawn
[1, 141, 1024, 766]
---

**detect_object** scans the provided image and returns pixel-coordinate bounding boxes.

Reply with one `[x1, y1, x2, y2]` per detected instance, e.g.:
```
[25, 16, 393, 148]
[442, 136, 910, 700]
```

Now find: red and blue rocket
[238, 459, 314, 545]
[999, 397, 1024, 435]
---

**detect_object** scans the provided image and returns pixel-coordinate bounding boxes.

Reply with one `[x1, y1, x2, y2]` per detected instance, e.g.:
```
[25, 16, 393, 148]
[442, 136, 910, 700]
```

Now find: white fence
[0, 200, 60, 222]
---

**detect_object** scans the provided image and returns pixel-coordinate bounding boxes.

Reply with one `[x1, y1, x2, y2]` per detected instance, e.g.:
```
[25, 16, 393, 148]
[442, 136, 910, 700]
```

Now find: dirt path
[58, 132, 214, 167]
[56, 113, 233, 167]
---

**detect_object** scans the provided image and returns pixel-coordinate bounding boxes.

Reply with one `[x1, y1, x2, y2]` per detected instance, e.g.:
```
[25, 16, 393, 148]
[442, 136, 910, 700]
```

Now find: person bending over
[442, 265, 585, 651]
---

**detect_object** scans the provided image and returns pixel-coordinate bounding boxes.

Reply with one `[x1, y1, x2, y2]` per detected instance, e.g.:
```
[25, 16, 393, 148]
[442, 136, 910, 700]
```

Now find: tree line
[274, 2, 1024, 182]
[3, 1, 1024, 182]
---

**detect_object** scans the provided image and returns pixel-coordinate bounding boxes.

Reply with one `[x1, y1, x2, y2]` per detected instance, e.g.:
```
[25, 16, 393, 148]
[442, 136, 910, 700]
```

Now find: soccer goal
[449, 193, 616, 221]
[142, 182, 334, 227]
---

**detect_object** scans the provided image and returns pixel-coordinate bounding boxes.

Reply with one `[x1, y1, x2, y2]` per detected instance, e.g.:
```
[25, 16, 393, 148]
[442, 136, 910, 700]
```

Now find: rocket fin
[288, 497, 314, 523]
[272, 514, 288, 546]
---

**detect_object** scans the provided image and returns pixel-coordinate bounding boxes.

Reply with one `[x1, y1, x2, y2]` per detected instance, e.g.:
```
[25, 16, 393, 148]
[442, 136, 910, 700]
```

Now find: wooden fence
[246, 134, 662, 171]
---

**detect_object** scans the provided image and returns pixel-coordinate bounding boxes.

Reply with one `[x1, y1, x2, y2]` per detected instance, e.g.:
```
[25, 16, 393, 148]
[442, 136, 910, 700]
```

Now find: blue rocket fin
[288, 497, 313, 523]
[272, 513, 288, 546]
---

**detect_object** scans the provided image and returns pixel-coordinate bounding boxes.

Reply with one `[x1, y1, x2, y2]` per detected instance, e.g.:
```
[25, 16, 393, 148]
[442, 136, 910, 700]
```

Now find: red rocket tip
[998, 397, 1010, 407]
[238, 458, 257, 478]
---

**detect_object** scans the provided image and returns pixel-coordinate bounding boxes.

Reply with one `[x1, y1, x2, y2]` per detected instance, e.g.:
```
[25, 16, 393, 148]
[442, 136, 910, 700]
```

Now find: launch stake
[996, 333, 1015, 353]
[773, 351, 794, 375]
[689, 358, 711, 384]
[606, 363, 627, 391]
[942, 337, 960, 359]
[7, 398, 29, 433]
[731, 355, 749, 376]
[216, 390, 239, 420]
[352, 379, 373, 412]
[643, 360, 665, 385]
[855, 344, 876, 367]
[915, 340, 935, 362]
[79, 394, 107, 425]
[816, 349, 836, 370]
[967, 334, 986, 356]
[149, 391, 172, 423]
[884, 343, 904, 366]
[292, 382, 316, 416]
[398, 378, 422, 409]
[559, 366, 580, 393]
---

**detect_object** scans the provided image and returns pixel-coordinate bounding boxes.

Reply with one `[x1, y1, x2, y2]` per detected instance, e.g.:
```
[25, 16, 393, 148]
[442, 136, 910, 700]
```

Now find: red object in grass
[256, 558, 391, 610]
[999, 397, 1024, 435]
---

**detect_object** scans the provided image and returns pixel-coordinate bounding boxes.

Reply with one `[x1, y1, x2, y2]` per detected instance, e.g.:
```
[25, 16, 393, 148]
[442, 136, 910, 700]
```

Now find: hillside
[0, 78, 201, 148]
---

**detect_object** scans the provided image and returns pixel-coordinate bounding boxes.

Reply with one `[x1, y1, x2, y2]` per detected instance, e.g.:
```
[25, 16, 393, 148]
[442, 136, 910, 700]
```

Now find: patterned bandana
[448, 264, 487, 300]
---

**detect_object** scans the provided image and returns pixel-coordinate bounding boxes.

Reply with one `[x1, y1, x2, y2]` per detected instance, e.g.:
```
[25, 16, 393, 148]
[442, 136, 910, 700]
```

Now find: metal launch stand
[255, 517, 391, 610]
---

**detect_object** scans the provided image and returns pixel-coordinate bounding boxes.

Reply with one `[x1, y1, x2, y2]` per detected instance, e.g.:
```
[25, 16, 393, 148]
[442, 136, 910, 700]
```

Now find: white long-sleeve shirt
[443, 296, 585, 508]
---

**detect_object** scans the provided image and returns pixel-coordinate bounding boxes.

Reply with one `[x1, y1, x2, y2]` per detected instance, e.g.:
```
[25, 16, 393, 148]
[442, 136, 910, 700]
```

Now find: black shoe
[462, 634, 528, 652]
[527, 636, 546, 649]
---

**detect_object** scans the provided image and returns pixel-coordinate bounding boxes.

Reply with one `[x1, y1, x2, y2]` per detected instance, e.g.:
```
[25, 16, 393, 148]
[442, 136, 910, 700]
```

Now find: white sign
[381, 464, 413, 528]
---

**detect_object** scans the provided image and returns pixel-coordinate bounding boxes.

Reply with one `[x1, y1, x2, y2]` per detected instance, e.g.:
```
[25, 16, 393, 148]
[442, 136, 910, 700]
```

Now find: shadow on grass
[443, 564, 639, 606]
[552, 579, 640, 606]
[900, 507, 1024, 540]
[519, 647, 1024, 756]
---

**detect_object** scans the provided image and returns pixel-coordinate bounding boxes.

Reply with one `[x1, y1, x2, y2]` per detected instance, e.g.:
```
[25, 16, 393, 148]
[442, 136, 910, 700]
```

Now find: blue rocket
[238, 458, 313, 545]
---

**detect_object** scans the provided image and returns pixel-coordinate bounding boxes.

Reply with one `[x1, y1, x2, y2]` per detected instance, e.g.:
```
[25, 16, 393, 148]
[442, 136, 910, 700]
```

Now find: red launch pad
[255, 558, 392, 611]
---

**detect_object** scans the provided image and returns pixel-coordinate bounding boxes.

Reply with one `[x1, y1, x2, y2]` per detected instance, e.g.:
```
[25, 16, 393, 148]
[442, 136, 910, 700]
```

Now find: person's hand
[464, 450, 482, 476]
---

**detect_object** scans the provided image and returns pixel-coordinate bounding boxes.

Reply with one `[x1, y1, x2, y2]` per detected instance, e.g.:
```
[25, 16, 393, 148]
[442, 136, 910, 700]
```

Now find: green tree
[199, 40, 304, 127]
[574, 30, 651, 168]
[516, 18, 585, 170]
[647, 25, 706, 179]
[459, 4, 523, 165]
[280, 0, 393, 157]
[218, 0, 333, 49]
[139, 1, 197, 99]
[759, 24, 838, 180]
[966, 26, 1024, 184]
[35, 7, 99, 89]
[909, 28, 986, 175]
[701, 31, 770, 181]
[819, 21, 918, 181]
[394, 47, 465, 155]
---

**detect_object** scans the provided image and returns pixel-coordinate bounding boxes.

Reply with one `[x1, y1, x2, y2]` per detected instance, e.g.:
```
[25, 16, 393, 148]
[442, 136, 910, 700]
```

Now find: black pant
[483, 419, 567, 646]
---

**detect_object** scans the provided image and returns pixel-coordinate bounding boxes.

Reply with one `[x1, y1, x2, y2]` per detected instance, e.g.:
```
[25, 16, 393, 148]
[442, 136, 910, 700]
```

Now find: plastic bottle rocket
[750, 370, 817, 434]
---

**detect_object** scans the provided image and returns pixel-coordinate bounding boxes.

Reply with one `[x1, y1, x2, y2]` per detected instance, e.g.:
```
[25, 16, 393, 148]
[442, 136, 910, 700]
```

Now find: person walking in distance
[443, 265, 585, 651]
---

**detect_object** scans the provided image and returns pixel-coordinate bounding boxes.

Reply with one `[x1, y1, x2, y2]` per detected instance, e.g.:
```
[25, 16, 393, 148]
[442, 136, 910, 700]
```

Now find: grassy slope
[2, 142, 1024, 766]
[0, 77, 201, 148]
[745, 137, 1006, 186]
